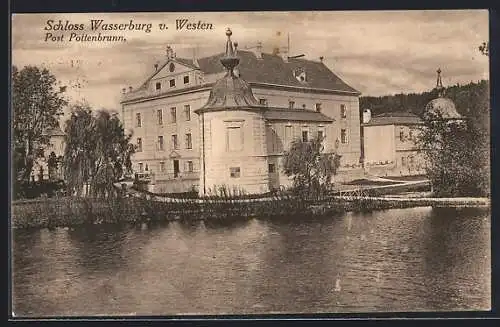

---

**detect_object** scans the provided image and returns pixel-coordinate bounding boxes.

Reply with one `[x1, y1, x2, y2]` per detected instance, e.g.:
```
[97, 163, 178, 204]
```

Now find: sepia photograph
[10, 10, 491, 317]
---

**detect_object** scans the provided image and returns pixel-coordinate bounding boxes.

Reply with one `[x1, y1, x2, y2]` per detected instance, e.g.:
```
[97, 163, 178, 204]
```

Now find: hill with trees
[360, 79, 489, 119]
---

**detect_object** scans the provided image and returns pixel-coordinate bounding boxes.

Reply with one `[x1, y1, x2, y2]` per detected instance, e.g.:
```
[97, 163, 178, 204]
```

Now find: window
[315, 103, 322, 112]
[183, 75, 189, 84]
[169, 63, 175, 72]
[285, 125, 293, 143]
[302, 130, 309, 142]
[170, 107, 177, 123]
[409, 129, 414, 140]
[185, 133, 192, 149]
[145, 164, 149, 172]
[157, 136, 164, 151]
[159, 161, 165, 172]
[169, 79, 175, 87]
[184, 105, 191, 121]
[136, 138, 142, 152]
[289, 101, 295, 109]
[341, 104, 347, 118]
[400, 129, 405, 142]
[401, 157, 407, 166]
[136, 113, 142, 127]
[227, 126, 243, 152]
[268, 163, 276, 173]
[259, 98, 268, 106]
[341, 129, 348, 144]
[155, 82, 161, 90]
[172, 134, 178, 149]
[157, 109, 163, 125]
[138, 163, 143, 172]
[186, 160, 194, 173]
[317, 130, 324, 141]
[230, 167, 241, 178]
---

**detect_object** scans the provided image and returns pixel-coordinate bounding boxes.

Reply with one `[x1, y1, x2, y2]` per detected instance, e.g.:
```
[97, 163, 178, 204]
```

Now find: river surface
[12, 207, 490, 316]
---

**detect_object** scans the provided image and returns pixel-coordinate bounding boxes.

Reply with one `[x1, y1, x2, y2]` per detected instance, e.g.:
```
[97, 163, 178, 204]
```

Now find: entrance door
[173, 160, 180, 178]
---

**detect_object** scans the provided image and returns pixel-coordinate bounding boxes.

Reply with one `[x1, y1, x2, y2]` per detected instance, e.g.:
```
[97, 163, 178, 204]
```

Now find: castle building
[121, 30, 363, 194]
[361, 68, 462, 178]
[361, 110, 425, 177]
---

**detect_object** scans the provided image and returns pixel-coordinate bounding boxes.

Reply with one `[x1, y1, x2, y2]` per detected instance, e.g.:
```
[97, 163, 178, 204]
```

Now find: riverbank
[11, 193, 490, 230]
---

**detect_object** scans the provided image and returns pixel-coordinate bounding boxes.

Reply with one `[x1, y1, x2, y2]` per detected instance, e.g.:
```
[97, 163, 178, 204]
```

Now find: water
[11, 207, 491, 316]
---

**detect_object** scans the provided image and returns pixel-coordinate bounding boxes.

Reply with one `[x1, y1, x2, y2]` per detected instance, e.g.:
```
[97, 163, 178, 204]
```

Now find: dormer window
[183, 75, 189, 84]
[293, 67, 307, 83]
[169, 79, 175, 87]
[259, 98, 268, 106]
[169, 63, 175, 72]
[315, 103, 322, 112]
[155, 82, 161, 90]
[289, 101, 295, 109]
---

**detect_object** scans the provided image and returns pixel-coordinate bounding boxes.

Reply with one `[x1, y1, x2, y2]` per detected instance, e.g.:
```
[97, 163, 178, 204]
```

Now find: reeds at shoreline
[11, 191, 490, 230]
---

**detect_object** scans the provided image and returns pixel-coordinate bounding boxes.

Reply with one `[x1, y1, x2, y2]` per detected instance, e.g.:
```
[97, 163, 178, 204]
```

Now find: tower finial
[220, 27, 240, 75]
[436, 68, 444, 97]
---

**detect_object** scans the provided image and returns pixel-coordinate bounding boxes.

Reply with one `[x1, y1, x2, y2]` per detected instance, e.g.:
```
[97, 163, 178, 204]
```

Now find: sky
[11, 10, 489, 116]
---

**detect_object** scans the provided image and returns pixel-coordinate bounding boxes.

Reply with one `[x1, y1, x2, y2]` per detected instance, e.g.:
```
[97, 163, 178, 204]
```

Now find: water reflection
[12, 207, 491, 316]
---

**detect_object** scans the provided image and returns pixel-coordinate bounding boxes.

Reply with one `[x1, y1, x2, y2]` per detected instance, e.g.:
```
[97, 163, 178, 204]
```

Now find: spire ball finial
[226, 27, 232, 37]
[437, 67, 441, 74]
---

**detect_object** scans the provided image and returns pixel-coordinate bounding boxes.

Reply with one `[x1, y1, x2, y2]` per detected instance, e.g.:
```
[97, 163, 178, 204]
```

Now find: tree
[47, 151, 58, 181]
[282, 134, 341, 198]
[12, 65, 67, 183]
[417, 110, 489, 197]
[479, 41, 489, 56]
[63, 104, 135, 198]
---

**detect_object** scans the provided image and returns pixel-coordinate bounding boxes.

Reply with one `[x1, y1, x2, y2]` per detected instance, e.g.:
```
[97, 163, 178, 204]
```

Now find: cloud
[12, 10, 489, 111]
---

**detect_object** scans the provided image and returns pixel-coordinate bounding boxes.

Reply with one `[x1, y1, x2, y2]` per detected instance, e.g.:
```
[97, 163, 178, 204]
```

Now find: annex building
[361, 69, 463, 178]
[121, 29, 363, 194]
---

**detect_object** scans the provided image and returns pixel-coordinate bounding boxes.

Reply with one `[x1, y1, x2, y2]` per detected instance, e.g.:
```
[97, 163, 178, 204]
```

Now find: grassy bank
[11, 193, 490, 230]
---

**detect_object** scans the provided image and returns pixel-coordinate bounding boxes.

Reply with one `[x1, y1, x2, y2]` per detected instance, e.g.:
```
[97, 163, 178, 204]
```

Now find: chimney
[154, 63, 159, 71]
[256, 41, 263, 59]
[166, 45, 173, 59]
[319, 56, 324, 63]
[192, 48, 199, 67]
[282, 48, 289, 63]
[128, 86, 133, 92]
[121, 88, 126, 94]
[362, 109, 372, 124]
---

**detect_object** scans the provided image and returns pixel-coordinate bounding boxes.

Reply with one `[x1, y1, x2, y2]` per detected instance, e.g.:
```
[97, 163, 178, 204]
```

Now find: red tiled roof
[139, 50, 359, 94]
[362, 112, 423, 126]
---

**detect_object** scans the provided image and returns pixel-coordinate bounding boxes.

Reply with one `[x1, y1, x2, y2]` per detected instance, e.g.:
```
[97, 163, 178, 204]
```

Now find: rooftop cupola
[424, 68, 463, 121]
[196, 28, 261, 111]
[220, 28, 240, 75]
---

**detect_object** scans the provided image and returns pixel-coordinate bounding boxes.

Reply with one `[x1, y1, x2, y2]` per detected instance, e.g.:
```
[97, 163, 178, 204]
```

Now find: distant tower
[424, 68, 463, 121]
[436, 68, 444, 97]
[194, 28, 269, 196]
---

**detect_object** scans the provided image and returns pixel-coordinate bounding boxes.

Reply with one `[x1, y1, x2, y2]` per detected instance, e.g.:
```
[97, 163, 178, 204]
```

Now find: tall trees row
[12, 65, 135, 199]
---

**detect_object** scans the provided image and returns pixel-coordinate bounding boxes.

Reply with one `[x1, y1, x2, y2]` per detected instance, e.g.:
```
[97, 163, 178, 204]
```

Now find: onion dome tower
[195, 28, 269, 196]
[424, 68, 463, 121]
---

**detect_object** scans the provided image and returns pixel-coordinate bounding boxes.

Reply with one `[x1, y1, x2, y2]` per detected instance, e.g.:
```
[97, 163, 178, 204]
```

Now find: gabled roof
[362, 111, 423, 126]
[137, 57, 201, 90]
[264, 107, 334, 123]
[135, 50, 359, 95]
